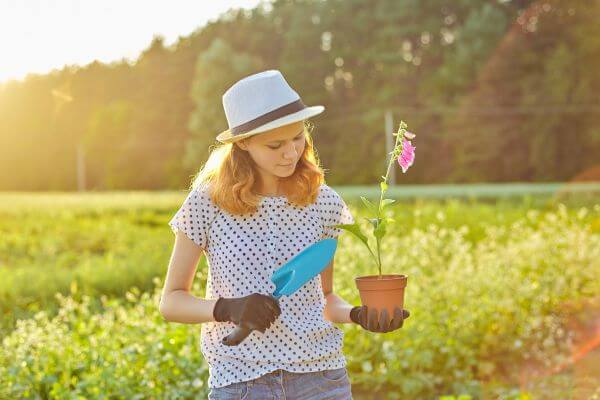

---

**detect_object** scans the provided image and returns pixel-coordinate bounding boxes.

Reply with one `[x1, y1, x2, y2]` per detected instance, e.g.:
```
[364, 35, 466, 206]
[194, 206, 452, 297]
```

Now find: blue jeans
[207, 367, 353, 399]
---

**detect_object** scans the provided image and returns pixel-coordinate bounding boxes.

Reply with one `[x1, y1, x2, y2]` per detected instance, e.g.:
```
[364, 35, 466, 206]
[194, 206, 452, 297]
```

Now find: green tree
[450, 0, 600, 182]
[186, 38, 264, 170]
[84, 100, 134, 189]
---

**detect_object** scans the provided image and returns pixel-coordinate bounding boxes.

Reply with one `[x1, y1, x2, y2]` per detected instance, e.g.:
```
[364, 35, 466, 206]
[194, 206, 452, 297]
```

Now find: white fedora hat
[216, 69, 325, 144]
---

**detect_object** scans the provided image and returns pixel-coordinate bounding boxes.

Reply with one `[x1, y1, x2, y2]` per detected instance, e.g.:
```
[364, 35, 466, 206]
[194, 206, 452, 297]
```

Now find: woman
[160, 70, 409, 399]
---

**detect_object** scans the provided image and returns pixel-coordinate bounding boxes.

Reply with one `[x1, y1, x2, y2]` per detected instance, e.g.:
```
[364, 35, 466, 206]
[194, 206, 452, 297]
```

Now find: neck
[254, 165, 282, 195]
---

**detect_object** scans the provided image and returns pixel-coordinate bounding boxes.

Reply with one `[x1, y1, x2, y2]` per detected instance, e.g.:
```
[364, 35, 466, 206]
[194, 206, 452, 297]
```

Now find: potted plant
[334, 120, 415, 317]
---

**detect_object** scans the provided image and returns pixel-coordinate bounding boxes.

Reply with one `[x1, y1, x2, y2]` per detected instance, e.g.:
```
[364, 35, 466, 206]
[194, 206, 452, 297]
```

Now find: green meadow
[0, 189, 598, 399]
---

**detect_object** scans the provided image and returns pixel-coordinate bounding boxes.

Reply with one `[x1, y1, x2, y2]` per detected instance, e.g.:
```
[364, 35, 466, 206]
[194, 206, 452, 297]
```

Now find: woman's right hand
[213, 293, 281, 333]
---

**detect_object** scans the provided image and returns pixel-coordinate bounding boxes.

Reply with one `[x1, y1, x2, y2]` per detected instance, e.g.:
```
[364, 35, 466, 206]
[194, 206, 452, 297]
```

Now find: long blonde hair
[189, 120, 327, 216]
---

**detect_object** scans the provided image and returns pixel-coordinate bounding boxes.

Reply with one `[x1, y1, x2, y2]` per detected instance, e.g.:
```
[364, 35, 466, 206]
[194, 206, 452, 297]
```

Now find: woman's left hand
[349, 305, 410, 333]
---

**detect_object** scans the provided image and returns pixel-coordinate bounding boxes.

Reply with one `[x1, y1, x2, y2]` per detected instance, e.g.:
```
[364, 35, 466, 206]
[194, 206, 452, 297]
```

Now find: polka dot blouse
[168, 182, 355, 389]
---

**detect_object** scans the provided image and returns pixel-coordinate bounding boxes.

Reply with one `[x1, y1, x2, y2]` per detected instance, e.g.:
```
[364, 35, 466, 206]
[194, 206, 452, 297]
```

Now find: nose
[283, 142, 298, 160]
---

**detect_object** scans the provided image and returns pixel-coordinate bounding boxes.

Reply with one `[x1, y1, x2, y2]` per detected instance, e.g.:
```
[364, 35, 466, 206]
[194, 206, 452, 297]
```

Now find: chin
[274, 163, 296, 176]
[276, 169, 295, 177]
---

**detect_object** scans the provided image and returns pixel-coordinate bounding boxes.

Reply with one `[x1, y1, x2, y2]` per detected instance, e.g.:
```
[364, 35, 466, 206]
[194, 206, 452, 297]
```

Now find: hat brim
[216, 105, 324, 144]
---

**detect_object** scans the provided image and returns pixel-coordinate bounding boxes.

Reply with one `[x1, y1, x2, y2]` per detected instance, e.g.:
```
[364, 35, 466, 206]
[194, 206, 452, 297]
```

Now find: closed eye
[267, 135, 304, 149]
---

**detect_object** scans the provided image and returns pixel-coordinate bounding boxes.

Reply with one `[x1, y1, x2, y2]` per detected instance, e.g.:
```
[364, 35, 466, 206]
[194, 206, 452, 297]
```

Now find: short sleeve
[317, 184, 355, 239]
[168, 183, 219, 249]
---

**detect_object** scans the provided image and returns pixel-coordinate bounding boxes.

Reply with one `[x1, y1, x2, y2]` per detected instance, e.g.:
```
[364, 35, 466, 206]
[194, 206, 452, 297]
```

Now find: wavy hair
[189, 120, 327, 216]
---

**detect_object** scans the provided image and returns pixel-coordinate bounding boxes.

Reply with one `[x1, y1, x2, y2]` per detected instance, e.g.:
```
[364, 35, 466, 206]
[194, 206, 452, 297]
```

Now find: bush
[1, 199, 598, 399]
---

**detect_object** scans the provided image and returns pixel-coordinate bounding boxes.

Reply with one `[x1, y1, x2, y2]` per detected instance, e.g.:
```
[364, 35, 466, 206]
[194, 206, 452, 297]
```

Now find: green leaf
[332, 222, 370, 250]
[360, 196, 378, 216]
[381, 198, 396, 210]
[380, 181, 388, 193]
[366, 217, 379, 229]
[373, 217, 387, 241]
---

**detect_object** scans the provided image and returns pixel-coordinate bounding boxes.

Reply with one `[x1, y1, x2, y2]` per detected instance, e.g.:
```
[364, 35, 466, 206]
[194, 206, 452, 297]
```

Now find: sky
[0, 0, 265, 84]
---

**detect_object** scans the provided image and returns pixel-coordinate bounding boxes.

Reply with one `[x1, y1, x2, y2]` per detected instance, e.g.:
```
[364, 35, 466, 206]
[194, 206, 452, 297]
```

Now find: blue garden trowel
[221, 238, 338, 346]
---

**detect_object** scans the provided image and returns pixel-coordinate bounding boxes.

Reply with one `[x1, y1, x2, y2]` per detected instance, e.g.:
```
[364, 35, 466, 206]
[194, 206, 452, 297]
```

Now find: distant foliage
[4, 1, 599, 189]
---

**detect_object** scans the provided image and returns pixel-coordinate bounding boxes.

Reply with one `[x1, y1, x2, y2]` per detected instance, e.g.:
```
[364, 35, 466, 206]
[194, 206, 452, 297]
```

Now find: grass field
[0, 187, 598, 399]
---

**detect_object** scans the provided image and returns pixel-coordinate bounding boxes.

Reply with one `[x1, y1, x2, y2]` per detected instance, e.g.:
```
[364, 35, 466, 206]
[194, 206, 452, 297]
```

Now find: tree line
[0, 0, 598, 191]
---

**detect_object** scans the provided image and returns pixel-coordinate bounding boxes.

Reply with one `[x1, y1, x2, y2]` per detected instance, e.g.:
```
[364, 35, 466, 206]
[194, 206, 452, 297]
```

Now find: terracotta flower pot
[354, 274, 408, 317]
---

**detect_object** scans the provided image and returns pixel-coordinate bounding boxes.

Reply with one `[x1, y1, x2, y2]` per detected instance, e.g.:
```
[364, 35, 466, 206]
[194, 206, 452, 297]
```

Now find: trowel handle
[221, 294, 281, 347]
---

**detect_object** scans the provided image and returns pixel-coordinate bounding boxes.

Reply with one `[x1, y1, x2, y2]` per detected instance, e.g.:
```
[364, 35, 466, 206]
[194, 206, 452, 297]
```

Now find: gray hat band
[230, 99, 306, 136]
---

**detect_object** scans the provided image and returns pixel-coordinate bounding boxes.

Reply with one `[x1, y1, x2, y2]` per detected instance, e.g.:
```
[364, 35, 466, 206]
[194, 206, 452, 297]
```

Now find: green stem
[375, 121, 406, 278]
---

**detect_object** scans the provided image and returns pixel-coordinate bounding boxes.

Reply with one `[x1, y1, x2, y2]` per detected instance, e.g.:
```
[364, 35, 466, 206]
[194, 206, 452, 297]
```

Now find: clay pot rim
[355, 274, 408, 281]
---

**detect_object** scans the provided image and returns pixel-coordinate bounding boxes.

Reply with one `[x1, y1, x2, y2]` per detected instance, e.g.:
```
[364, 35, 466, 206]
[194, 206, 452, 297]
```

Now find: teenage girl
[160, 70, 409, 400]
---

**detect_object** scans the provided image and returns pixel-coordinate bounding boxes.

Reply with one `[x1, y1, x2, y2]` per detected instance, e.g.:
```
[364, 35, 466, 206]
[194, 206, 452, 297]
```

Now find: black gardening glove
[213, 293, 281, 333]
[350, 305, 410, 333]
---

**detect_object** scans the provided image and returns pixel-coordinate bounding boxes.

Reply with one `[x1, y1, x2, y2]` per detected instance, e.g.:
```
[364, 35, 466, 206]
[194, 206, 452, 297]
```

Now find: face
[235, 120, 306, 189]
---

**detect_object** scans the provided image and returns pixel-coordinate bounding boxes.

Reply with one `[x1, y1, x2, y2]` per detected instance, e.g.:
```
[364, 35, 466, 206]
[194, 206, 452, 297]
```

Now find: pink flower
[397, 138, 415, 173]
